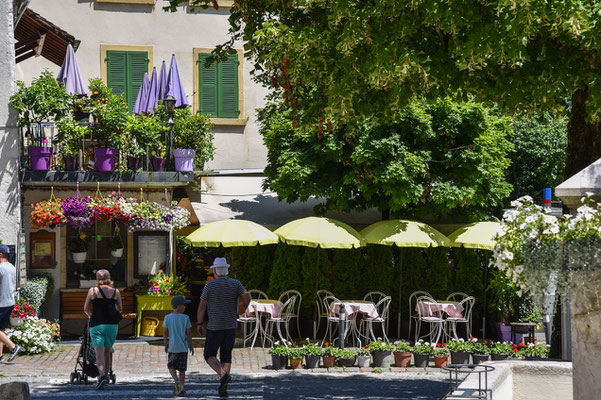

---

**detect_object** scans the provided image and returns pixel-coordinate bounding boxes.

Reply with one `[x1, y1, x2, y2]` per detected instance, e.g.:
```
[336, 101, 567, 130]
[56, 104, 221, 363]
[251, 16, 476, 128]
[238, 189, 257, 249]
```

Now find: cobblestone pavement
[0, 341, 451, 399]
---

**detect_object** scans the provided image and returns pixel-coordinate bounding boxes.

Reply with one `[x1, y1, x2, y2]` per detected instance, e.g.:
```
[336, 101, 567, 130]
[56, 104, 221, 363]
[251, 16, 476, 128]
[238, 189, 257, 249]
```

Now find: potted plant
[302, 340, 323, 369]
[61, 196, 93, 229]
[268, 341, 289, 370]
[433, 346, 449, 367]
[393, 342, 412, 367]
[517, 342, 550, 360]
[322, 342, 336, 368]
[72, 93, 93, 123]
[30, 196, 65, 229]
[333, 348, 356, 367]
[9, 70, 71, 171]
[490, 341, 514, 360]
[356, 345, 372, 368]
[77, 264, 98, 288]
[68, 232, 89, 264]
[110, 226, 124, 258]
[412, 340, 433, 368]
[170, 107, 215, 172]
[369, 339, 394, 368]
[135, 271, 190, 297]
[55, 116, 88, 170]
[10, 297, 36, 326]
[126, 112, 166, 171]
[469, 340, 490, 364]
[445, 339, 471, 364]
[287, 343, 304, 369]
[88, 79, 128, 172]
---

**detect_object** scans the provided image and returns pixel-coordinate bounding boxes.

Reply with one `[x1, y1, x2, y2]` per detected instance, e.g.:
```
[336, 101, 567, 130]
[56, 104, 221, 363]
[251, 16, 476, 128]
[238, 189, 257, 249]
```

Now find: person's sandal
[173, 382, 181, 395]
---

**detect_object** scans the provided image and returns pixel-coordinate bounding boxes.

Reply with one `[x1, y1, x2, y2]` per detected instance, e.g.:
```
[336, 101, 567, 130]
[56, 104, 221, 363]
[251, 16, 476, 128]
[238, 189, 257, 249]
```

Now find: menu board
[137, 234, 168, 275]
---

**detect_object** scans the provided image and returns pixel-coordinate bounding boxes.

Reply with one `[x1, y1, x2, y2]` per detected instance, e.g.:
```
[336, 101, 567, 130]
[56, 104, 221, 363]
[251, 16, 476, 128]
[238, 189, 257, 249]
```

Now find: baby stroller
[70, 321, 116, 385]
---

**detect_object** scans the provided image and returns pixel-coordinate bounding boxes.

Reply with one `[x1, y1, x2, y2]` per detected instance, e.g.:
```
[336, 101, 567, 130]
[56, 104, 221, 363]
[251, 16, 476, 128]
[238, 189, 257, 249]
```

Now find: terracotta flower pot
[289, 357, 303, 369]
[393, 351, 412, 367]
[322, 355, 336, 368]
[434, 355, 448, 368]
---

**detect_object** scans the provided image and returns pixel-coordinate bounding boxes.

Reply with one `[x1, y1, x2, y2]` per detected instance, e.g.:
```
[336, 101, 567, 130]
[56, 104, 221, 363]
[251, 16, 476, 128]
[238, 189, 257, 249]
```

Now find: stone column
[570, 272, 601, 400]
[0, 2, 21, 245]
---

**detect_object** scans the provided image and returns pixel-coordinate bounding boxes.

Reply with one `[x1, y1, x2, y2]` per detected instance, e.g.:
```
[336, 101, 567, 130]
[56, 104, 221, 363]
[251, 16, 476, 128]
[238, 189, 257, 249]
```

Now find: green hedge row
[229, 244, 493, 334]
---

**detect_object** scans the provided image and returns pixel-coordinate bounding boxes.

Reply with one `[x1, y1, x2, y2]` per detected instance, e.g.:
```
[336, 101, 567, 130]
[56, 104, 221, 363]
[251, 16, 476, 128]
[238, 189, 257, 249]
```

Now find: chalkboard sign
[134, 231, 169, 277]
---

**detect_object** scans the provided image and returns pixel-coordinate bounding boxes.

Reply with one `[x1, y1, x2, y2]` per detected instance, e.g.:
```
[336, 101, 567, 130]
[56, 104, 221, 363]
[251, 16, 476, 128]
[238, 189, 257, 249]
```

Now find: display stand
[135, 294, 174, 337]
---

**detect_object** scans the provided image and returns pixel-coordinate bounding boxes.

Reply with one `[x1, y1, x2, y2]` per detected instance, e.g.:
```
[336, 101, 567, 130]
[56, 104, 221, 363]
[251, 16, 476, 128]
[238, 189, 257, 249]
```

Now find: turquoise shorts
[90, 324, 118, 348]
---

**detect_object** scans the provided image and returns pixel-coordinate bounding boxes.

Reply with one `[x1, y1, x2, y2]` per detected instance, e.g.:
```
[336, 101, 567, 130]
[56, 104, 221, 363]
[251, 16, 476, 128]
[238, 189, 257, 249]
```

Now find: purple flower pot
[151, 156, 166, 172]
[127, 156, 142, 171]
[173, 149, 196, 172]
[64, 156, 78, 171]
[495, 322, 523, 343]
[94, 148, 118, 172]
[28, 146, 52, 171]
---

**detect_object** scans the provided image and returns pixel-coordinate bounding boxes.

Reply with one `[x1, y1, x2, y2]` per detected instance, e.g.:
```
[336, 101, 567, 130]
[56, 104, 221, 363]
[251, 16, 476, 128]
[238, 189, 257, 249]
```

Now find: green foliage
[89, 80, 129, 148]
[330, 248, 362, 301]
[394, 342, 412, 353]
[444, 339, 471, 352]
[260, 98, 513, 221]
[508, 114, 568, 201]
[125, 112, 166, 158]
[490, 341, 515, 355]
[517, 343, 550, 358]
[171, 107, 215, 168]
[401, 248, 451, 308]
[412, 340, 434, 354]
[369, 339, 394, 351]
[469, 341, 490, 355]
[19, 277, 49, 312]
[332, 348, 356, 359]
[268, 341, 290, 356]
[268, 244, 302, 298]
[55, 116, 89, 156]
[360, 245, 395, 297]
[433, 347, 449, 357]
[302, 341, 324, 356]
[9, 70, 71, 126]
[110, 232, 124, 251]
[238, 245, 274, 292]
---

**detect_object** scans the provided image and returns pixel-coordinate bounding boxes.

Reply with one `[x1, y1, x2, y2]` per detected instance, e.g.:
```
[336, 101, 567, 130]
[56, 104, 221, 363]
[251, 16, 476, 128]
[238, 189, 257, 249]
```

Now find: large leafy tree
[169, 0, 601, 178]
[260, 97, 513, 220]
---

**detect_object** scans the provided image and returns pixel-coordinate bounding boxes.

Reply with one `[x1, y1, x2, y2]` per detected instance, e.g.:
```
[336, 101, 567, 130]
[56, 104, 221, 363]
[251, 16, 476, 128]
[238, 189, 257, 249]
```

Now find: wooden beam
[15, 32, 46, 63]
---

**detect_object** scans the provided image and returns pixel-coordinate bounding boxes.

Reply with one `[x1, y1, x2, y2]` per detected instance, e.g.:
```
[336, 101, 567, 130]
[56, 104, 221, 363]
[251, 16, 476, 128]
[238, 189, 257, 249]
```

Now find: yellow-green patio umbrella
[447, 221, 500, 250]
[360, 220, 450, 248]
[184, 219, 279, 247]
[274, 216, 364, 249]
[360, 219, 450, 339]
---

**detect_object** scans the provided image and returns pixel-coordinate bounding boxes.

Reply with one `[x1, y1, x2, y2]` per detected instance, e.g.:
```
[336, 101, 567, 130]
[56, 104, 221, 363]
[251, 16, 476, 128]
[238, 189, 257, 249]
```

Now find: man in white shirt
[0, 244, 22, 362]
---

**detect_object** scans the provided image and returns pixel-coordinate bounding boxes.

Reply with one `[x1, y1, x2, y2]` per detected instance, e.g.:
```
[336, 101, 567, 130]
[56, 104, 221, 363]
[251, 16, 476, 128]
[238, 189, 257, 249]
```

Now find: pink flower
[168, 290, 171, 294]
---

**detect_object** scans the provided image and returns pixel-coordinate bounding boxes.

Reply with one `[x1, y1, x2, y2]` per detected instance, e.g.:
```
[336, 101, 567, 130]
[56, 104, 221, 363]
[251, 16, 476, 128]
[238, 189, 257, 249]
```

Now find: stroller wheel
[70, 372, 77, 384]
[76, 373, 83, 384]
[84, 375, 89, 385]
[110, 374, 116, 384]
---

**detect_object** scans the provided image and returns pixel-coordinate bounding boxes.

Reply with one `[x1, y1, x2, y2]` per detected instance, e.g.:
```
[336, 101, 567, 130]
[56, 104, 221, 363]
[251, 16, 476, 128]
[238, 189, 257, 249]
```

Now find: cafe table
[243, 299, 283, 348]
[330, 300, 379, 346]
[416, 299, 464, 341]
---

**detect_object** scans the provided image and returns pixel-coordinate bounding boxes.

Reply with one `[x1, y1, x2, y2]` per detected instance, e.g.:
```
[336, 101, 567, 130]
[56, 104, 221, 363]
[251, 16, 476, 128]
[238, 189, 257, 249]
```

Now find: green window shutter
[106, 51, 127, 97]
[198, 53, 218, 117]
[126, 51, 149, 112]
[218, 54, 239, 118]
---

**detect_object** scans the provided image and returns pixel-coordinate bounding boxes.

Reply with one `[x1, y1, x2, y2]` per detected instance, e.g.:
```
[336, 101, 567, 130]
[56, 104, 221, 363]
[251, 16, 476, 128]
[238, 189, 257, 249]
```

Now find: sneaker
[218, 372, 230, 397]
[95, 376, 108, 390]
[173, 382, 181, 395]
[0, 355, 4, 362]
[7, 345, 21, 362]
[178, 390, 186, 397]
[218, 387, 228, 397]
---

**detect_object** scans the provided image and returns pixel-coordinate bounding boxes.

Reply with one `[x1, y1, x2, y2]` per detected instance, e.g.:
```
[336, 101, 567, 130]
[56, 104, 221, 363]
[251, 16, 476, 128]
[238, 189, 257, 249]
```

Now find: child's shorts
[168, 352, 188, 371]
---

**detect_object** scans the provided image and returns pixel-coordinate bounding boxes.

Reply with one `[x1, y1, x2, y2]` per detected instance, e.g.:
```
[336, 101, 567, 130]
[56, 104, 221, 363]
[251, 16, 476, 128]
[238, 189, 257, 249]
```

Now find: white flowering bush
[5, 316, 59, 354]
[492, 194, 601, 313]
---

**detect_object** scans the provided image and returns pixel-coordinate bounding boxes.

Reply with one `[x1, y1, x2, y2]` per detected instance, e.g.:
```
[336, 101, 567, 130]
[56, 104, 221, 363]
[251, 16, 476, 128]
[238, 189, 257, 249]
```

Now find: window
[194, 48, 245, 125]
[97, 0, 155, 4]
[133, 231, 169, 278]
[101, 45, 153, 112]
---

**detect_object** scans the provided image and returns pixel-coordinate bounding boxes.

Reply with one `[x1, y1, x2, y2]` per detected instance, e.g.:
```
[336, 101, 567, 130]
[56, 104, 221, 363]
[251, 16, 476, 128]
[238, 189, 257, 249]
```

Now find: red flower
[364, 345, 369, 349]
[513, 348, 518, 353]
[442, 343, 447, 347]
[519, 342, 524, 347]
[325, 342, 329, 347]
[470, 336, 474, 340]
[437, 343, 441, 347]
[484, 340, 487, 344]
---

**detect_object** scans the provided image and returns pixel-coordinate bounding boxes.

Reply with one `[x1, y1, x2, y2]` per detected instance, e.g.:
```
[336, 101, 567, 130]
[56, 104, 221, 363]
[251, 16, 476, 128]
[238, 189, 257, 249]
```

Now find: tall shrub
[268, 244, 302, 298]
[331, 248, 363, 301]
[240, 245, 275, 292]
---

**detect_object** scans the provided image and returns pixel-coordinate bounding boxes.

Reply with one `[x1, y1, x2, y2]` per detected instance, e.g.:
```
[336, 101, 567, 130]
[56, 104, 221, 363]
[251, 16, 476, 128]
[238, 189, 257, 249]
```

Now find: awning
[14, 8, 79, 66]
[190, 175, 382, 229]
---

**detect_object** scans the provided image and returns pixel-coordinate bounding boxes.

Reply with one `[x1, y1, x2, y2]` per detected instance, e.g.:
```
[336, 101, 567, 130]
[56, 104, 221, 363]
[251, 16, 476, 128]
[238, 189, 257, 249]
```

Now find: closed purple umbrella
[166, 54, 189, 108]
[132, 72, 150, 115]
[144, 67, 158, 114]
[56, 43, 87, 96]
[157, 61, 168, 102]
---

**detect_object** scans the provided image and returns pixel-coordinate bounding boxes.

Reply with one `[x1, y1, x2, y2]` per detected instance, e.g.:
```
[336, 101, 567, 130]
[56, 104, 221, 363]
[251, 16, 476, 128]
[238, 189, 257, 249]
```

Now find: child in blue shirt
[163, 295, 194, 396]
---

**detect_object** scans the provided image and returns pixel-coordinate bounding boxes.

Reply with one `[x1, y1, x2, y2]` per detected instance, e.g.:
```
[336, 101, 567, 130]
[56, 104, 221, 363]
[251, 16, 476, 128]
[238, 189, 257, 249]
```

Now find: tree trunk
[565, 86, 601, 179]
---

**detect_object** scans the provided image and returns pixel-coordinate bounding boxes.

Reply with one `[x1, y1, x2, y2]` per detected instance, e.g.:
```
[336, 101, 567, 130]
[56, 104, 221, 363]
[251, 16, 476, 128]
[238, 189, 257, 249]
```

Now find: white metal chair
[248, 289, 268, 300]
[415, 295, 444, 346]
[237, 293, 259, 348]
[278, 290, 302, 339]
[445, 294, 475, 340]
[408, 290, 432, 340]
[321, 295, 352, 346]
[315, 289, 334, 339]
[264, 296, 298, 346]
[359, 295, 392, 343]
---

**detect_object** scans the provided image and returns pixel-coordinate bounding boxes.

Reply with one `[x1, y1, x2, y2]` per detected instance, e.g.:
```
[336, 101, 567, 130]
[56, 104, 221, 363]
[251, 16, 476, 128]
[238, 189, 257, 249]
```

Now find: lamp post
[163, 95, 176, 168]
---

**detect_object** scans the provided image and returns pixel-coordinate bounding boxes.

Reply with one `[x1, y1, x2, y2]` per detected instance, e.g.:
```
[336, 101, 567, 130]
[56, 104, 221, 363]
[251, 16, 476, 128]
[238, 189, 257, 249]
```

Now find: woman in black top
[84, 269, 122, 390]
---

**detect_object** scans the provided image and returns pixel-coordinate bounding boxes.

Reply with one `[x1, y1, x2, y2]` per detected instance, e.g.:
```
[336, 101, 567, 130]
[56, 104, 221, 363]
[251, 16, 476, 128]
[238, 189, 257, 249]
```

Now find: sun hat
[210, 257, 230, 269]
[171, 295, 191, 308]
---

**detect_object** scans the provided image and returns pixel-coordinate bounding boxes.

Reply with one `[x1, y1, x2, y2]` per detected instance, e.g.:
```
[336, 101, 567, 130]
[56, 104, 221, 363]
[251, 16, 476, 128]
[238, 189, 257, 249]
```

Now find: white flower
[529, 229, 538, 239]
[525, 215, 536, 224]
[514, 265, 524, 274]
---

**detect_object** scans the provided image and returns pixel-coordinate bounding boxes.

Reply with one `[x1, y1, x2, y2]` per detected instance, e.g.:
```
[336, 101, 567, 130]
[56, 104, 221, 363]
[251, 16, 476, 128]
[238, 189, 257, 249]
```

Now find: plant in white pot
[69, 231, 89, 264]
[76, 264, 98, 289]
[110, 226, 124, 258]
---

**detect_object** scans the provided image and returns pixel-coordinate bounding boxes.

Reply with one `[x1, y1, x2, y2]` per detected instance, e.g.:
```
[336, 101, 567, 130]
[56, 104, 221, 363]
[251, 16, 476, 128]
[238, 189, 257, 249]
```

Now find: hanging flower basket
[30, 189, 65, 229]
[72, 251, 87, 264]
[62, 195, 93, 229]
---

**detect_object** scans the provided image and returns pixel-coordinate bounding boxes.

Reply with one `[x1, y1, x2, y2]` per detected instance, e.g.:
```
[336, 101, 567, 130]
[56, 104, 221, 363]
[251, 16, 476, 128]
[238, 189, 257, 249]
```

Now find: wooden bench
[60, 290, 137, 321]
